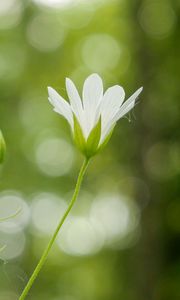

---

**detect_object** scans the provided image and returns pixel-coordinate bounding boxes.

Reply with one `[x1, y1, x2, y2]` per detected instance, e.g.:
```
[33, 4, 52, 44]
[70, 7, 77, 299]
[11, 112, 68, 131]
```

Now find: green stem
[0, 206, 22, 222]
[19, 158, 90, 300]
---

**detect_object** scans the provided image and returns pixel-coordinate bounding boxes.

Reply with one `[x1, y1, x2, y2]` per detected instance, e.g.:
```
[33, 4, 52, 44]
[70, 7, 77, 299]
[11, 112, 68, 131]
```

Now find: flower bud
[0, 130, 6, 164]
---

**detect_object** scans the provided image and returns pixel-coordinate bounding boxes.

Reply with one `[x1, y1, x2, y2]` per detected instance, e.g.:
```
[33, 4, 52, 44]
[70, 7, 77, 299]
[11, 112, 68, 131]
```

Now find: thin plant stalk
[19, 158, 90, 300]
[0, 207, 22, 222]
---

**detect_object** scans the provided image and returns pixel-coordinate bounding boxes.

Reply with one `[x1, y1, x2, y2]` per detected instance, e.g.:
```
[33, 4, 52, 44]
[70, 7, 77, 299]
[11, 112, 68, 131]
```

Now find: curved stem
[0, 206, 22, 222]
[19, 158, 90, 300]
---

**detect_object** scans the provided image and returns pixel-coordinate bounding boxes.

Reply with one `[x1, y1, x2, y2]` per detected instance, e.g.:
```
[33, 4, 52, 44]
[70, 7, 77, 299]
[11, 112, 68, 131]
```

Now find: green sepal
[85, 117, 101, 158]
[97, 125, 115, 153]
[0, 130, 6, 164]
[73, 115, 86, 154]
[73, 115, 102, 158]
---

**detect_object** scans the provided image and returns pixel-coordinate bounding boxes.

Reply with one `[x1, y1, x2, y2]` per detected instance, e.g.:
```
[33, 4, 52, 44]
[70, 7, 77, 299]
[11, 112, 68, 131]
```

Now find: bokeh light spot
[26, 13, 66, 52]
[35, 136, 75, 177]
[0, 0, 23, 30]
[32, 0, 107, 9]
[0, 228, 26, 260]
[59, 7, 93, 29]
[31, 193, 67, 235]
[90, 194, 140, 248]
[144, 142, 179, 180]
[32, 0, 76, 9]
[82, 34, 121, 72]
[58, 216, 105, 256]
[139, 0, 176, 39]
[0, 191, 30, 230]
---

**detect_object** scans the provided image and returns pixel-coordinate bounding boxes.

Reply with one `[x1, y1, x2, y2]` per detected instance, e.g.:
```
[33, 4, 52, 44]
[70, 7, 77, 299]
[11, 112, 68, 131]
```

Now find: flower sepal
[97, 125, 115, 154]
[73, 115, 101, 158]
[73, 115, 86, 154]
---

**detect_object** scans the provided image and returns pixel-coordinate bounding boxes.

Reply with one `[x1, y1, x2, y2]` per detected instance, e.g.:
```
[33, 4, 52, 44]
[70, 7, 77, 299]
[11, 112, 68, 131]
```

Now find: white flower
[48, 73, 143, 157]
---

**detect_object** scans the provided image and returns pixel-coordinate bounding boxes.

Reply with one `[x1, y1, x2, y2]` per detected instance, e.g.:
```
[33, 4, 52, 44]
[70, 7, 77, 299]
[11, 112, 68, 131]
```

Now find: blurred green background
[0, 0, 180, 299]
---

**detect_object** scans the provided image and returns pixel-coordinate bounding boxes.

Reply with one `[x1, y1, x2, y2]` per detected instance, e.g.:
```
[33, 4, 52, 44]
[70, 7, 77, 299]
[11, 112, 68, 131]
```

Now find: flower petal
[65, 78, 87, 137]
[66, 78, 83, 120]
[100, 85, 125, 135]
[82, 73, 103, 135]
[83, 73, 103, 110]
[100, 87, 143, 144]
[48, 87, 73, 129]
[99, 123, 116, 145]
[115, 87, 143, 121]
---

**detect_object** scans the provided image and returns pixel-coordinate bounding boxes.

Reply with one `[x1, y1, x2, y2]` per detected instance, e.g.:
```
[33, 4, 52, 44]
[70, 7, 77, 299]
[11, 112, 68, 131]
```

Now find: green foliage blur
[0, 0, 180, 299]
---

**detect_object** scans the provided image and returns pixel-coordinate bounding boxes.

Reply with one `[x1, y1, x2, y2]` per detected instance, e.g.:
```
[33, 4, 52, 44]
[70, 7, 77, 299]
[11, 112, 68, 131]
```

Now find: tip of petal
[84, 73, 103, 94]
[65, 77, 71, 84]
[133, 86, 143, 100]
[89, 73, 101, 79]
[65, 78, 75, 92]
[47, 86, 53, 96]
[112, 85, 125, 96]
[85, 73, 102, 84]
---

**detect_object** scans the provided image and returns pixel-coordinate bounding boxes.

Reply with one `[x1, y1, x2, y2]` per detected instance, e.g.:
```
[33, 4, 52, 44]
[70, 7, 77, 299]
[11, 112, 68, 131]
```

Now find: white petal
[115, 87, 143, 121]
[83, 73, 103, 110]
[66, 78, 83, 118]
[82, 73, 103, 135]
[100, 85, 125, 134]
[99, 123, 116, 146]
[99, 87, 143, 145]
[48, 87, 73, 129]
[66, 78, 88, 138]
